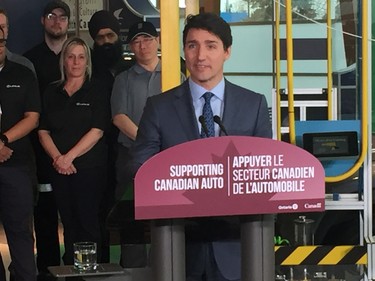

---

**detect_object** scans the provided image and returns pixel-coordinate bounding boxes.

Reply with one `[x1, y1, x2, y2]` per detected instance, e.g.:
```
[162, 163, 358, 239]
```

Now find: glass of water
[74, 242, 97, 271]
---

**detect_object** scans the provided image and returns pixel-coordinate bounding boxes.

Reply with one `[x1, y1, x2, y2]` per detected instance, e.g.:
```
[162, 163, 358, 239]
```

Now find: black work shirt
[39, 78, 110, 169]
[24, 42, 61, 182]
[91, 56, 134, 94]
[0, 59, 41, 166]
[91, 50, 135, 156]
[24, 42, 61, 95]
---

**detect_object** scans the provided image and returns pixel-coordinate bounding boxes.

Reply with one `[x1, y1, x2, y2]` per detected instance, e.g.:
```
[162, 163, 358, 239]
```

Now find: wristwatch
[0, 134, 9, 146]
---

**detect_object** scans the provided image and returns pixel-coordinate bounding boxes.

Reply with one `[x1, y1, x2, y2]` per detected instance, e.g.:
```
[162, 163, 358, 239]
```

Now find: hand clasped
[0, 146, 13, 163]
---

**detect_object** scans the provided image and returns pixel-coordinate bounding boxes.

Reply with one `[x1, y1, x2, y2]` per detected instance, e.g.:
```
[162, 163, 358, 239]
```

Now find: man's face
[129, 34, 159, 65]
[0, 29, 6, 65]
[42, 8, 69, 39]
[184, 28, 231, 90]
[95, 28, 118, 46]
[0, 14, 9, 39]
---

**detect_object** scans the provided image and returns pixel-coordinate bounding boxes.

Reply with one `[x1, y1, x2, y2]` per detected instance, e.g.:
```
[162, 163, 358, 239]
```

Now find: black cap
[44, 0, 70, 19]
[88, 10, 120, 40]
[126, 21, 158, 44]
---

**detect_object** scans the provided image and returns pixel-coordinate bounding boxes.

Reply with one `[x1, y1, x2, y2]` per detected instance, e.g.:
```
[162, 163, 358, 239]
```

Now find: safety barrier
[275, 246, 367, 265]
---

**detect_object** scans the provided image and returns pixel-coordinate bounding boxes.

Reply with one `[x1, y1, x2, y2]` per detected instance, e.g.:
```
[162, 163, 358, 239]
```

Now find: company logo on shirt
[6, 84, 21, 88]
[76, 102, 90, 106]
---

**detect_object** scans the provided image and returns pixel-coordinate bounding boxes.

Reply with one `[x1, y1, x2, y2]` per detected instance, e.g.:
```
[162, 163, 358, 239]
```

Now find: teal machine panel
[295, 120, 360, 177]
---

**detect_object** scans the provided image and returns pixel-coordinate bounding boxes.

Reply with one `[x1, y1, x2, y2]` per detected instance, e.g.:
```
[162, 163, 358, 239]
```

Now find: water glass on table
[74, 242, 97, 271]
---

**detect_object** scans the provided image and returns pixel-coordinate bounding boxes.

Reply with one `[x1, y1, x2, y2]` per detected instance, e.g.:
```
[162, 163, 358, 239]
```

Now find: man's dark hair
[183, 12, 232, 51]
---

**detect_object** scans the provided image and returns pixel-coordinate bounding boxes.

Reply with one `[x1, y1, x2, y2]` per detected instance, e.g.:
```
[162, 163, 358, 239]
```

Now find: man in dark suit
[128, 13, 273, 281]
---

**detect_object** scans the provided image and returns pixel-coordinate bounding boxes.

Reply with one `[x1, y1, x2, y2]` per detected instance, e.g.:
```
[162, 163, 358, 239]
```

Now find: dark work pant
[186, 243, 237, 281]
[99, 144, 117, 263]
[52, 166, 106, 265]
[98, 187, 113, 263]
[115, 144, 133, 201]
[0, 166, 36, 281]
[34, 191, 61, 272]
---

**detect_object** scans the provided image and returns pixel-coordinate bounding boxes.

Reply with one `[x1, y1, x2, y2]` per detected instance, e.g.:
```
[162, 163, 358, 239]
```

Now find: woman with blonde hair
[38, 37, 110, 265]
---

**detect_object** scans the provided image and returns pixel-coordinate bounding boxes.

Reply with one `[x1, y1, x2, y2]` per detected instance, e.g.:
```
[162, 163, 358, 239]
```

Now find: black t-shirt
[24, 41, 61, 95]
[91, 48, 134, 94]
[24, 41, 62, 182]
[91, 50, 134, 158]
[0, 59, 41, 166]
[24, 42, 62, 182]
[39, 78, 110, 169]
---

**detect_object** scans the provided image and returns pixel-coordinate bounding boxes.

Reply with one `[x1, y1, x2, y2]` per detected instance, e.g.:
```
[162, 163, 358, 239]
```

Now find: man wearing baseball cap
[111, 21, 160, 268]
[24, 1, 71, 278]
[112, 20, 161, 205]
[125, 21, 158, 44]
[43, 0, 70, 20]
[111, 21, 184, 267]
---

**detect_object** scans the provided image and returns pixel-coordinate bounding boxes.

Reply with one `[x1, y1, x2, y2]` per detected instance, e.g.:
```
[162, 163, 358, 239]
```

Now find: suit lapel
[222, 80, 239, 132]
[172, 81, 200, 141]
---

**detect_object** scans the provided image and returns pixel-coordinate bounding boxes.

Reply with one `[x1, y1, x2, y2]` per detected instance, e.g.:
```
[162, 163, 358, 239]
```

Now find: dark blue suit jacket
[129, 78, 272, 280]
[130, 79, 272, 173]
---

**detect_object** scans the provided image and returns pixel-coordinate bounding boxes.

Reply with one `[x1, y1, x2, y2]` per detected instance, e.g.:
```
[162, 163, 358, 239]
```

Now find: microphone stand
[213, 115, 228, 136]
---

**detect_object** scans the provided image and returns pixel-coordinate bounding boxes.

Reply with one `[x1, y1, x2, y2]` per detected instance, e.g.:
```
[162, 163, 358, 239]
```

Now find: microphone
[213, 115, 228, 136]
[199, 115, 209, 137]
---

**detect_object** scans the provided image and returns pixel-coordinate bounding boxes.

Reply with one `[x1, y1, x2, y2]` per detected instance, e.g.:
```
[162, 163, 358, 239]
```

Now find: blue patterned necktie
[201, 92, 215, 138]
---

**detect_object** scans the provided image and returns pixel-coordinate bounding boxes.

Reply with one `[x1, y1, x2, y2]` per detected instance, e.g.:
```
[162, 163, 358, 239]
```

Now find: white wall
[179, 20, 348, 103]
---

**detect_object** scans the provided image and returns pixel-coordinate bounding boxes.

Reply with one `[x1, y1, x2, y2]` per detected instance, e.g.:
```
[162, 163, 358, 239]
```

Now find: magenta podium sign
[134, 136, 325, 220]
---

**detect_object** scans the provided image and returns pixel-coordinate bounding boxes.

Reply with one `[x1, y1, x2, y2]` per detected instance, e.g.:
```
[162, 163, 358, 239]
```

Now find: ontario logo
[278, 203, 298, 210]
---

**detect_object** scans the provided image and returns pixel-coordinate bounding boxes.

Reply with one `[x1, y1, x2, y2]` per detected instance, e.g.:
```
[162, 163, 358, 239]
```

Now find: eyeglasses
[0, 39, 6, 47]
[130, 37, 155, 47]
[46, 13, 68, 22]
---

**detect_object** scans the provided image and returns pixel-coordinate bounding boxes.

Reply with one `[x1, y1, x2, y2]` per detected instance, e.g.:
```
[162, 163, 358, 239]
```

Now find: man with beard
[89, 10, 134, 91]
[23, 1, 70, 278]
[88, 10, 133, 264]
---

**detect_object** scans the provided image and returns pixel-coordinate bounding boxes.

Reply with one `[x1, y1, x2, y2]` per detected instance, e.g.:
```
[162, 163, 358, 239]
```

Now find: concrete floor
[0, 222, 152, 281]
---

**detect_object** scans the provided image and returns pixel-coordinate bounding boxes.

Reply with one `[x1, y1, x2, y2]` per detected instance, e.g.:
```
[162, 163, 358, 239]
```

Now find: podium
[134, 136, 325, 281]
